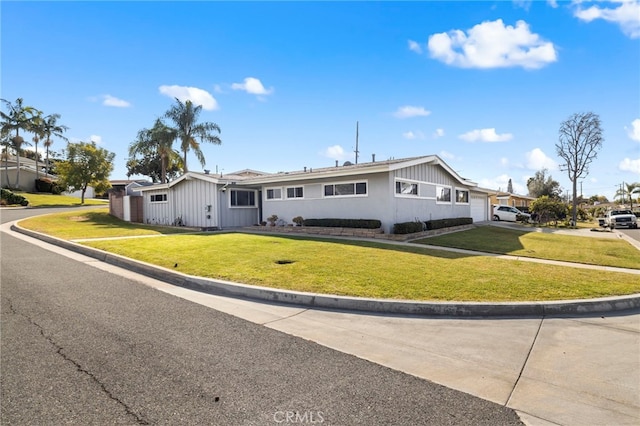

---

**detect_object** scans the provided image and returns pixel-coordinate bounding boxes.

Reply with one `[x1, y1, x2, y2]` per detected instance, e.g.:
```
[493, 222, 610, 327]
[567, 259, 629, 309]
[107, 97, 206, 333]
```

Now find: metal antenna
[354, 121, 360, 164]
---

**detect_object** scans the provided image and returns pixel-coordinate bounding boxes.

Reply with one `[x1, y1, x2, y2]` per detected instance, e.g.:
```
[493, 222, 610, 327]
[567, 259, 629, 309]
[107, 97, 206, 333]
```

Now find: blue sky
[2, 0, 639, 201]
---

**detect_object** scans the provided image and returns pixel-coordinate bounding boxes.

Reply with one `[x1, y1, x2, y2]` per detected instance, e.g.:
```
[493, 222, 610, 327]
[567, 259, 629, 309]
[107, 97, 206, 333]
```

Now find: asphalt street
[1, 207, 523, 425]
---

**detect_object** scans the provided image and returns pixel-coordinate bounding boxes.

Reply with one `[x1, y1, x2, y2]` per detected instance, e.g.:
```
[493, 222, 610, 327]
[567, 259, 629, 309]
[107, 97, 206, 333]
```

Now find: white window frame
[436, 185, 452, 204]
[455, 188, 469, 204]
[395, 179, 419, 197]
[150, 193, 167, 203]
[229, 189, 257, 208]
[265, 187, 282, 201]
[323, 180, 368, 198]
[286, 186, 304, 199]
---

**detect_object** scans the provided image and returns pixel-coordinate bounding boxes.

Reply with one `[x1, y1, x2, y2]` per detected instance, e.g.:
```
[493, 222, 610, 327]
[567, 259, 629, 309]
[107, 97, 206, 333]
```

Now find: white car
[604, 209, 638, 229]
[493, 205, 531, 222]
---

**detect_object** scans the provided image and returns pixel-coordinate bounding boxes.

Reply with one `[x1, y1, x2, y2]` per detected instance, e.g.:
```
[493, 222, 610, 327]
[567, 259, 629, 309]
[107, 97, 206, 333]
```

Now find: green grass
[13, 192, 109, 207]
[18, 209, 195, 239]
[17, 210, 640, 302]
[82, 233, 640, 302]
[414, 226, 640, 269]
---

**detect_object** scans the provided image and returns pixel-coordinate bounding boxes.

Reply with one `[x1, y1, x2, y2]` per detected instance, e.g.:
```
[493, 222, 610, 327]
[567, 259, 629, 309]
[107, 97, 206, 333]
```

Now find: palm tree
[129, 119, 179, 184]
[625, 182, 640, 210]
[42, 113, 69, 174]
[0, 98, 41, 189]
[30, 112, 45, 179]
[164, 98, 221, 173]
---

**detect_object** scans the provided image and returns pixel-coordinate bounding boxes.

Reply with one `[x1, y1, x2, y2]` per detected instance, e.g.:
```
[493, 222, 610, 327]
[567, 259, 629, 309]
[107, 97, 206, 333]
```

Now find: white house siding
[261, 173, 391, 229]
[218, 188, 260, 228]
[390, 165, 473, 227]
[170, 178, 218, 228]
[142, 188, 172, 225]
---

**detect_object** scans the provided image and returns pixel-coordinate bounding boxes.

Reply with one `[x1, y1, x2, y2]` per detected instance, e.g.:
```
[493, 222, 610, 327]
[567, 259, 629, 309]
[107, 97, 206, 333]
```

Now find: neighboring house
[109, 179, 154, 196]
[0, 155, 57, 192]
[131, 155, 489, 233]
[486, 190, 535, 211]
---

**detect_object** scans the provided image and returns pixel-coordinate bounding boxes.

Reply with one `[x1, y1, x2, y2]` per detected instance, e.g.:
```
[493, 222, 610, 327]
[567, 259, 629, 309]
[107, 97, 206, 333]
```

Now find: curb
[11, 223, 640, 317]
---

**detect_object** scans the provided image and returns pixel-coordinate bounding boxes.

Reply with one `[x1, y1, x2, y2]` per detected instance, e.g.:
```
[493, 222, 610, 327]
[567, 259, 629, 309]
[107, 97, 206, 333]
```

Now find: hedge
[35, 178, 62, 194]
[393, 221, 424, 234]
[425, 217, 473, 230]
[1, 188, 29, 206]
[302, 218, 382, 229]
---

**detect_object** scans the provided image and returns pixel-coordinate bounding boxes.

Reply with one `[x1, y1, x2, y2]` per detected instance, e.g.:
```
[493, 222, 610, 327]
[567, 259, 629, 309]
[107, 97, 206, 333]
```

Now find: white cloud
[500, 157, 510, 167]
[433, 128, 445, 138]
[393, 105, 431, 119]
[548, 0, 559, 8]
[402, 130, 425, 140]
[159, 85, 219, 110]
[408, 39, 423, 54]
[573, 0, 640, 39]
[322, 145, 352, 162]
[440, 150, 456, 160]
[619, 157, 640, 173]
[427, 19, 557, 69]
[479, 174, 526, 194]
[625, 118, 640, 141]
[89, 135, 102, 144]
[526, 147, 558, 170]
[459, 128, 513, 142]
[231, 77, 274, 96]
[102, 95, 130, 108]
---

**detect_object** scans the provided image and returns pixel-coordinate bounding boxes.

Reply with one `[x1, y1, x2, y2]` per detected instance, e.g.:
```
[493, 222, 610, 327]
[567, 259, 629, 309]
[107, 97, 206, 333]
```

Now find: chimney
[372, 154, 376, 163]
[335, 160, 339, 167]
[204, 169, 210, 175]
[304, 166, 307, 172]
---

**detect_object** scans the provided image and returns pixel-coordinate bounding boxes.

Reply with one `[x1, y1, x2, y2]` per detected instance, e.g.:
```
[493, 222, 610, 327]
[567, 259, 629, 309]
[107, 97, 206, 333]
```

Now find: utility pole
[354, 121, 359, 164]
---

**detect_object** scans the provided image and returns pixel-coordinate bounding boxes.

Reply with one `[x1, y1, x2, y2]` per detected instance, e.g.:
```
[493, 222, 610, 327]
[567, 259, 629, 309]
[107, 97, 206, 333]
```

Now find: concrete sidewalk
[4, 221, 640, 425]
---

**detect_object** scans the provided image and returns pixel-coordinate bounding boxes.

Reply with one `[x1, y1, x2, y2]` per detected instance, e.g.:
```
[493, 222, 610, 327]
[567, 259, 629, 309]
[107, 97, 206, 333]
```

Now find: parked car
[604, 209, 638, 229]
[492, 205, 531, 222]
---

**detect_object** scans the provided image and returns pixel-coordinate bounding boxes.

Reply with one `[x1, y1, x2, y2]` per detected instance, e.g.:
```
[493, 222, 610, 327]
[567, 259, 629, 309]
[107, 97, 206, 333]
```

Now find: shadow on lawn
[75, 211, 194, 235]
[412, 226, 527, 255]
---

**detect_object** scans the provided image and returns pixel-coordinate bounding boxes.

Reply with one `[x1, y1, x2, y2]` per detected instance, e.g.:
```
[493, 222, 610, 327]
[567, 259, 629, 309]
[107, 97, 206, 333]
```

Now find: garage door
[470, 194, 488, 223]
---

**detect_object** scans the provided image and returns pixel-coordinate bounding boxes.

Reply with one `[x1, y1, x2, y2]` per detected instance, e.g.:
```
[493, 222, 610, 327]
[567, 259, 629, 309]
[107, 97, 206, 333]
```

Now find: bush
[35, 178, 62, 194]
[425, 217, 473, 230]
[393, 221, 424, 234]
[302, 218, 382, 229]
[292, 216, 304, 226]
[1, 188, 29, 206]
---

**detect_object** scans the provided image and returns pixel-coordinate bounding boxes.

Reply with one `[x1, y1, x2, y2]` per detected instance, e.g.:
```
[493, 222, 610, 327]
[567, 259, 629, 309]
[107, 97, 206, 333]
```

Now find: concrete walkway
[3, 220, 640, 425]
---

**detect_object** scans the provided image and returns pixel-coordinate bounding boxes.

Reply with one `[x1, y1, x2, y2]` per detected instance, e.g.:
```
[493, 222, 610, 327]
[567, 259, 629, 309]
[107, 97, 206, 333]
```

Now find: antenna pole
[355, 121, 360, 164]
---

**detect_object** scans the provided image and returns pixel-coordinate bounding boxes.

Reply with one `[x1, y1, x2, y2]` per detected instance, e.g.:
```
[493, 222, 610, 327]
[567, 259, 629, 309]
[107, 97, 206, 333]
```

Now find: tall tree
[507, 178, 513, 194]
[30, 112, 45, 179]
[128, 119, 179, 184]
[164, 98, 221, 172]
[56, 141, 114, 204]
[556, 112, 604, 225]
[42, 113, 69, 174]
[527, 168, 562, 198]
[0, 98, 41, 189]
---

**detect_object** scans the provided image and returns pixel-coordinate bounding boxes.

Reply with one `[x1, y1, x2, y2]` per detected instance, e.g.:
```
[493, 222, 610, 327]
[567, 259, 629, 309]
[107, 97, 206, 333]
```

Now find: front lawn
[414, 226, 640, 270]
[17, 211, 640, 302]
[11, 192, 109, 208]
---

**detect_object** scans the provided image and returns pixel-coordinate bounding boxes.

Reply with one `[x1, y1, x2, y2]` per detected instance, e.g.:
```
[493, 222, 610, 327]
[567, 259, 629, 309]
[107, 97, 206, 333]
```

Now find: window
[324, 181, 367, 197]
[230, 190, 256, 207]
[150, 194, 167, 202]
[455, 189, 469, 203]
[266, 188, 282, 200]
[436, 186, 451, 203]
[286, 186, 304, 199]
[396, 181, 418, 196]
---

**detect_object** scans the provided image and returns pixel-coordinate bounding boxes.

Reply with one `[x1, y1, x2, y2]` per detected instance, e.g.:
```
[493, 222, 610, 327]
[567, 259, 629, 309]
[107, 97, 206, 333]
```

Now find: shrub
[302, 218, 382, 229]
[267, 214, 278, 226]
[35, 177, 62, 194]
[393, 221, 424, 234]
[292, 216, 304, 226]
[425, 217, 473, 230]
[1, 188, 29, 206]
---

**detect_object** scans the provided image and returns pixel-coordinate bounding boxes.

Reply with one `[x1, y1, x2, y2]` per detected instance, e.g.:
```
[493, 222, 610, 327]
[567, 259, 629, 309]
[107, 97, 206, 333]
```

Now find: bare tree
[556, 112, 604, 225]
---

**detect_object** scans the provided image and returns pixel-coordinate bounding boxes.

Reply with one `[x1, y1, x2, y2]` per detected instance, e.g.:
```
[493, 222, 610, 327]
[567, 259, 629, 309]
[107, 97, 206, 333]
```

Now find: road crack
[6, 298, 149, 425]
